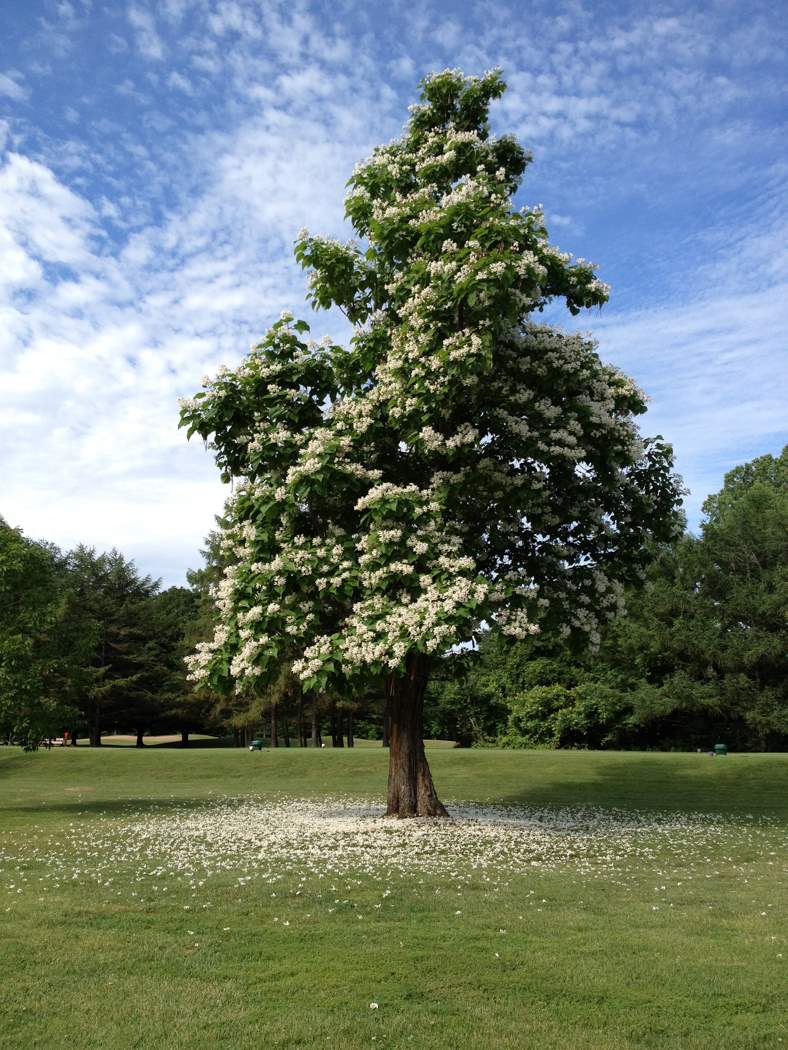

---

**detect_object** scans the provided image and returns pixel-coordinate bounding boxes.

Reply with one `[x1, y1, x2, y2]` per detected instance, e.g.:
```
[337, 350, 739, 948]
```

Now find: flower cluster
[180, 68, 682, 696]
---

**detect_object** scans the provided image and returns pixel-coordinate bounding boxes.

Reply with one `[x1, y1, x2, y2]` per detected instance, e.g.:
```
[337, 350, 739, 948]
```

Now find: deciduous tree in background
[180, 69, 682, 815]
[0, 520, 94, 748]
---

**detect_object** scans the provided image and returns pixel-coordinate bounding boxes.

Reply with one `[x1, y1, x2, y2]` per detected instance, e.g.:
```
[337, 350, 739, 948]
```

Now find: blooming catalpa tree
[180, 69, 682, 816]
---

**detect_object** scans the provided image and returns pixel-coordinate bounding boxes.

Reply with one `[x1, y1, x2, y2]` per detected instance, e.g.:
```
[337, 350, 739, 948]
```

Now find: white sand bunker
[120, 797, 781, 882]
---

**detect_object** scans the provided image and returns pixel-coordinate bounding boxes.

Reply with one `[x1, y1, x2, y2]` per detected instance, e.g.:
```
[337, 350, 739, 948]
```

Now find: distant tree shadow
[493, 754, 788, 817]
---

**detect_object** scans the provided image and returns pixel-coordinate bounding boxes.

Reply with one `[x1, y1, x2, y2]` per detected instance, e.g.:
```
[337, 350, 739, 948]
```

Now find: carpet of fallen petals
[2, 798, 785, 906]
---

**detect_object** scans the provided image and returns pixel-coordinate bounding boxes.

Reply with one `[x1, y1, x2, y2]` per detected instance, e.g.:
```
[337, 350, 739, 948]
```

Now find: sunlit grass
[1, 747, 785, 1049]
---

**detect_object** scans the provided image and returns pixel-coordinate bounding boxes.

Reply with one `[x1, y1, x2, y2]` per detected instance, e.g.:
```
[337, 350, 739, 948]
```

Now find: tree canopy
[0, 520, 94, 748]
[180, 68, 683, 814]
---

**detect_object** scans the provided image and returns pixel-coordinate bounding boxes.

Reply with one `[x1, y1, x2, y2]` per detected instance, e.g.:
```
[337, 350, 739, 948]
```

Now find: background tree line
[425, 447, 787, 752]
[2, 446, 785, 751]
[0, 531, 211, 750]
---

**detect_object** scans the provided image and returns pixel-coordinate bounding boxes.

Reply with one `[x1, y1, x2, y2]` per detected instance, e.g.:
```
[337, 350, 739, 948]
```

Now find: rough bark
[385, 655, 449, 818]
[382, 711, 390, 748]
[331, 708, 343, 748]
[90, 704, 102, 747]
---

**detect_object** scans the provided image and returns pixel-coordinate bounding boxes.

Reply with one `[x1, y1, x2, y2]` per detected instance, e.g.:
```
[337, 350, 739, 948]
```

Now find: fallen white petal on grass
[1, 798, 784, 898]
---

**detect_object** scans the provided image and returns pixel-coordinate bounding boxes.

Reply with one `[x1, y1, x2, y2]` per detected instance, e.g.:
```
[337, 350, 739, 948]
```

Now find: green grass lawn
[1, 747, 785, 1050]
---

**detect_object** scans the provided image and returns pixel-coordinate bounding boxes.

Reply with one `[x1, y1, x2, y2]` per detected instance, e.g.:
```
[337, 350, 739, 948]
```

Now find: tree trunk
[90, 704, 102, 747]
[92, 635, 106, 747]
[330, 709, 342, 748]
[347, 711, 354, 748]
[311, 705, 320, 748]
[283, 719, 290, 747]
[297, 692, 305, 747]
[382, 711, 390, 748]
[270, 706, 278, 748]
[181, 730, 189, 747]
[386, 656, 448, 818]
[135, 729, 145, 748]
[70, 733, 78, 747]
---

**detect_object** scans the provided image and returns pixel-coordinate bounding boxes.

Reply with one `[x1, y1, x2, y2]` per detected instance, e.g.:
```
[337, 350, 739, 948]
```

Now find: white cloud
[2, 0, 785, 581]
[206, 1, 262, 39]
[0, 153, 98, 269]
[546, 212, 578, 232]
[167, 70, 193, 94]
[190, 51, 221, 75]
[0, 72, 29, 101]
[388, 55, 416, 82]
[107, 33, 129, 54]
[0, 76, 372, 580]
[127, 6, 166, 60]
[579, 284, 788, 524]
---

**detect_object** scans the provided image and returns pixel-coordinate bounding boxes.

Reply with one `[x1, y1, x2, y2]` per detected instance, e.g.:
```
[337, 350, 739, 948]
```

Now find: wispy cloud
[1, 0, 785, 581]
[0, 71, 28, 101]
[579, 283, 788, 524]
[127, 5, 166, 61]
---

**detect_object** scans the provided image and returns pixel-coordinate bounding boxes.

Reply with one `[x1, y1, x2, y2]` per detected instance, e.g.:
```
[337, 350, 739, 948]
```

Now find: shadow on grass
[5, 748, 787, 821]
[3, 796, 219, 818]
[93, 737, 237, 749]
[149, 737, 237, 749]
[13, 761, 787, 820]
[0, 750, 34, 777]
[492, 754, 788, 817]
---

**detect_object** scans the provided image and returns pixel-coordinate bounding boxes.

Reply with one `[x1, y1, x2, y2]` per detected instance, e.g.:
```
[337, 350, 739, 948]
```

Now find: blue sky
[1, 0, 786, 585]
